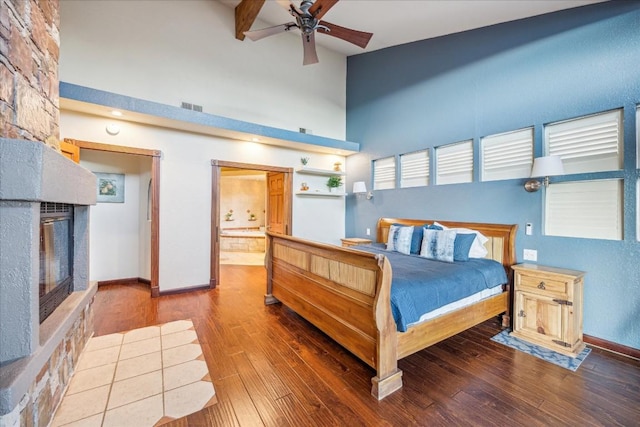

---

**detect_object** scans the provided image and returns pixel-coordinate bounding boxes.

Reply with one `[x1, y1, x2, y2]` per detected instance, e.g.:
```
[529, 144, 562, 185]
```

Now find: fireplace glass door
[39, 203, 74, 322]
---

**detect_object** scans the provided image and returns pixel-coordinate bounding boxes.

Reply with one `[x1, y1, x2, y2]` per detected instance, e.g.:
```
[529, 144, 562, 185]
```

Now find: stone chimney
[1, 2, 98, 426]
[1, 0, 60, 142]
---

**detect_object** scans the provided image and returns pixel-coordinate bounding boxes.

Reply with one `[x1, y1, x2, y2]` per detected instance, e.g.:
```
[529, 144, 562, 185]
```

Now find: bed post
[264, 232, 279, 305]
[371, 255, 403, 400]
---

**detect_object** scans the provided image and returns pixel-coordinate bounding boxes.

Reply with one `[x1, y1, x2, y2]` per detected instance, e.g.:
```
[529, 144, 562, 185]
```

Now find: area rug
[491, 329, 590, 372]
[51, 319, 217, 427]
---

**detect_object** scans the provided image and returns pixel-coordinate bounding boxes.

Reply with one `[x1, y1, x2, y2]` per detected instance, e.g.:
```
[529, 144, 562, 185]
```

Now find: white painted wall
[61, 112, 346, 292]
[59, 0, 347, 140]
[79, 150, 148, 282]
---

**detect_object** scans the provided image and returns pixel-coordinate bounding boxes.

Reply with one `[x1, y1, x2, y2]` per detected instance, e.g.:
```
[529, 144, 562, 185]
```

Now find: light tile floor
[51, 320, 217, 427]
[219, 251, 265, 266]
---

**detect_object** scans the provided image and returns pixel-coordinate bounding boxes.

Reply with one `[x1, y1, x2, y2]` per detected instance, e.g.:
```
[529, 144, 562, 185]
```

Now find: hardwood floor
[92, 266, 640, 426]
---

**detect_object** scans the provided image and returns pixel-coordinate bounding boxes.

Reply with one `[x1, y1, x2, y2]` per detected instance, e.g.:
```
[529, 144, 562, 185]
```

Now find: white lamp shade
[353, 181, 367, 194]
[530, 155, 564, 177]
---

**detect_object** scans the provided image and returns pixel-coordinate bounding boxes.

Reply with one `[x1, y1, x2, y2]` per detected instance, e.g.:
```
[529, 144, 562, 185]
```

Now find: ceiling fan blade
[309, 0, 339, 20]
[244, 23, 297, 42]
[301, 31, 319, 65]
[317, 20, 373, 49]
[276, 0, 302, 15]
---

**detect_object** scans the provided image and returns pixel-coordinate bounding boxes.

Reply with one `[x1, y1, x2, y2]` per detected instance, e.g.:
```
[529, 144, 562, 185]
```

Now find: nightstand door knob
[518, 310, 526, 317]
[537, 281, 546, 290]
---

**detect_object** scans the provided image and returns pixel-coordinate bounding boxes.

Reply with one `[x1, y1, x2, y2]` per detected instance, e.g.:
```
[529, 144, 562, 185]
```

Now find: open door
[210, 161, 292, 288]
[267, 172, 287, 234]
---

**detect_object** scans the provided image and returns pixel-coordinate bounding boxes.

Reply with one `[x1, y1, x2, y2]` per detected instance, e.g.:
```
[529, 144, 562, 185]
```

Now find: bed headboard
[376, 218, 518, 269]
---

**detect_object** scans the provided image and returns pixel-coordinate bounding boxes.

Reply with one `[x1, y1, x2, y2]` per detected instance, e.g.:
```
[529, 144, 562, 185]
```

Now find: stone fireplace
[0, 138, 97, 426]
[1, 1, 98, 425]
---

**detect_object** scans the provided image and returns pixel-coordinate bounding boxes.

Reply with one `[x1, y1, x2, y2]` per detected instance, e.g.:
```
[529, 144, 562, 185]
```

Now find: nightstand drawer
[518, 274, 568, 297]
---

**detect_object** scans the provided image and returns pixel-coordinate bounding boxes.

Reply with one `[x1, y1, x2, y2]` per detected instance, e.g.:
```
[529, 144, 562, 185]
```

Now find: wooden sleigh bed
[265, 218, 517, 400]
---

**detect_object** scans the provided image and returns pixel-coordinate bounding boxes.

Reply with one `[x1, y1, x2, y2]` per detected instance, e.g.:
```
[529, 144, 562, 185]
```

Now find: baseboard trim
[584, 334, 640, 360]
[159, 284, 210, 296]
[97, 277, 140, 287]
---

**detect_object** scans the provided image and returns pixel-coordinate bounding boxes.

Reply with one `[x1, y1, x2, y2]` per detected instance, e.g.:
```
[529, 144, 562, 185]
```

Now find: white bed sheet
[409, 284, 504, 327]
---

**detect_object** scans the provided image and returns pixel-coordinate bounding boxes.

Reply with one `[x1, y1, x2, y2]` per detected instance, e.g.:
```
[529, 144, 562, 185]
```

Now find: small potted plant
[326, 175, 343, 192]
[247, 210, 257, 221]
[225, 209, 233, 221]
[300, 157, 309, 167]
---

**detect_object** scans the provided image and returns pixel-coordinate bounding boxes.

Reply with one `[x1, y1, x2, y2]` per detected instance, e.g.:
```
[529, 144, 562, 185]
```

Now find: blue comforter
[356, 244, 508, 332]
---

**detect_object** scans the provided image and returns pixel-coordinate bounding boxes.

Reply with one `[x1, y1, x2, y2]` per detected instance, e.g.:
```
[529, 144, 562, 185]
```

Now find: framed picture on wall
[95, 172, 125, 203]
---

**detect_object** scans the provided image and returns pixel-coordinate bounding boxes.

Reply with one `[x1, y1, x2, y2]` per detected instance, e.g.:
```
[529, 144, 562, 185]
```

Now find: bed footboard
[265, 232, 402, 399]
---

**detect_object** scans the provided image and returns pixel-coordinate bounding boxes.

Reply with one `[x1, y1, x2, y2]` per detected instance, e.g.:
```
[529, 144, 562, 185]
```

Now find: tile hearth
[51, 320, 216, 427]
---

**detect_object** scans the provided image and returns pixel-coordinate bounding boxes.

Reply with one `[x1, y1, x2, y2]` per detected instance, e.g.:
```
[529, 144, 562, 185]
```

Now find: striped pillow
[386, 225, 414, 255]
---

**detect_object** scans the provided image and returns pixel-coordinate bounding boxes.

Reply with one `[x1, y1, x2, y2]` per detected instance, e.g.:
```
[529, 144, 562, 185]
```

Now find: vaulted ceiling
[222, 0, 607, 57]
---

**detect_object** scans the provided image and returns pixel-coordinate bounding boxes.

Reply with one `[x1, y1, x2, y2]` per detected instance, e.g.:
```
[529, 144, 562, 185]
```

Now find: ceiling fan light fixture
[241, 0, 373, 65]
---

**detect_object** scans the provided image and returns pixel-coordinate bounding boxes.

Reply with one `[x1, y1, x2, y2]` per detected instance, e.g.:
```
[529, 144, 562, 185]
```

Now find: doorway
[210, 160, 292, 288]
[64, 139, 162, 297]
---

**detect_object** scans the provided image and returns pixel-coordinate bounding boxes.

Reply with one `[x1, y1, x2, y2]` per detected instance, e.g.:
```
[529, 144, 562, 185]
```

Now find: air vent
[181, 102, 203, 112]
[41, 202, 71, 214]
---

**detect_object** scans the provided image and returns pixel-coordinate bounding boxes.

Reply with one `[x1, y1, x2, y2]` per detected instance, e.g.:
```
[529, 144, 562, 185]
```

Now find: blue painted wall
[345, 2, 640, 349]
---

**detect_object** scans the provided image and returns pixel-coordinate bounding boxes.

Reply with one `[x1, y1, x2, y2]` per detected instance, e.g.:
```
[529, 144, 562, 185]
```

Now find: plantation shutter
[545, 179, 623, 240]
[436, 140, 473, 185]
[373, 156, 396, 190]
[545, 109, 622, 174]
[400, 150, 429, 188]
[481, 128, 533, 181]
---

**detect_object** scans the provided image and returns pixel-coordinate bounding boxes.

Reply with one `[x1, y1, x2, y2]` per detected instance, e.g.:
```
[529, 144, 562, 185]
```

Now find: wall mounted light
[353, 181, 373, 199]
[524, 155, 564, 192]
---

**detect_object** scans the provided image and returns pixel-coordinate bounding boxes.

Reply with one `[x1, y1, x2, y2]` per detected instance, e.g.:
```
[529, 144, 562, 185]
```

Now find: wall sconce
[524, 155, 565, 192]
[353, 181, 373, 199]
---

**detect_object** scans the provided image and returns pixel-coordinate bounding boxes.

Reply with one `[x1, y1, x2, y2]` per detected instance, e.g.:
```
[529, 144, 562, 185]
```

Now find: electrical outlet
[366, 228, 371, 236]
[523, 249, 538, 261]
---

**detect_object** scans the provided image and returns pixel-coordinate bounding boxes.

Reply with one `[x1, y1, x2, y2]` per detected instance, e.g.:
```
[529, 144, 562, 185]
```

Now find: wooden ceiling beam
[235, 0, 266, 41]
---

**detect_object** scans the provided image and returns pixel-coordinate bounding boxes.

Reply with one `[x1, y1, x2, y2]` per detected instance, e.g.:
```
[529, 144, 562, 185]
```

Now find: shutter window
[373, 157, 396, 190]
[481, 128, 533, 182]
[545, 109, 623, 174]
[400, 150, 429, 188]
[436, 140, 473, 185]
[545, 179, 623, 240]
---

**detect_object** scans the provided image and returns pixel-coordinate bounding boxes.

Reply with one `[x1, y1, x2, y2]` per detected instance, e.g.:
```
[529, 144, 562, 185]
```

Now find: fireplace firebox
[39, 202, 74, 323]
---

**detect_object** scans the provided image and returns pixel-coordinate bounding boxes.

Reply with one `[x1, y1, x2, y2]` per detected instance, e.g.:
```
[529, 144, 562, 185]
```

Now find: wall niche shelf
[296, 191, 346, 197]
[296, 167, 346, 176]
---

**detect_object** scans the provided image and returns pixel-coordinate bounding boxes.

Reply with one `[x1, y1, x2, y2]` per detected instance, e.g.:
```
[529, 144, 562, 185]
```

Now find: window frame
[480, 127, 534, 182]
[400, 149, 430, 188]
[435, 140, 473, 185]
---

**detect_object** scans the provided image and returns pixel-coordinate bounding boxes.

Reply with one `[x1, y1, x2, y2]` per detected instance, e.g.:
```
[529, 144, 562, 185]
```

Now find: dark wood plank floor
[92, 265, 640, 426]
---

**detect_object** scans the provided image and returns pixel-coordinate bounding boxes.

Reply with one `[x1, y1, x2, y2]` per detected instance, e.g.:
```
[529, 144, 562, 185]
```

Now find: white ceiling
[220, 0, 607, 57]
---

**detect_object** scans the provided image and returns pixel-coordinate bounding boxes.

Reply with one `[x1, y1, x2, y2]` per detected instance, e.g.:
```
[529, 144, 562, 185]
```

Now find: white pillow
[386, 225, 414, 255]
[433, 222, 488, 258]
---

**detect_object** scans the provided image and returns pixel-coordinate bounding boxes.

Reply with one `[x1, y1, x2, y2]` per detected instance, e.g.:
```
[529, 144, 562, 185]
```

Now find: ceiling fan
[242, 0, 373, 66]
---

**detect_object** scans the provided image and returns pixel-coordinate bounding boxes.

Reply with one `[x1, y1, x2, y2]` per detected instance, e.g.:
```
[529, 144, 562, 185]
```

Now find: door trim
[64, 138, 162, 297]
[210, 160, 292, 288]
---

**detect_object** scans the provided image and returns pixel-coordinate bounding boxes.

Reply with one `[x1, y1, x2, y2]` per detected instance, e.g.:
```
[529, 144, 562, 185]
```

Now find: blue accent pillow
[406, 223, 443, 254]
[420, 229, 456, 262]
[453, 233, 476, 262]
[386, 225, 414, 255]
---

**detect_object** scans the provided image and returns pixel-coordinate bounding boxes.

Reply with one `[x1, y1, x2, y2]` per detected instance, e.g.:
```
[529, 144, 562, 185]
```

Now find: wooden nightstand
[511, 263, 586, 357]
[340, 237, 372, 248]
